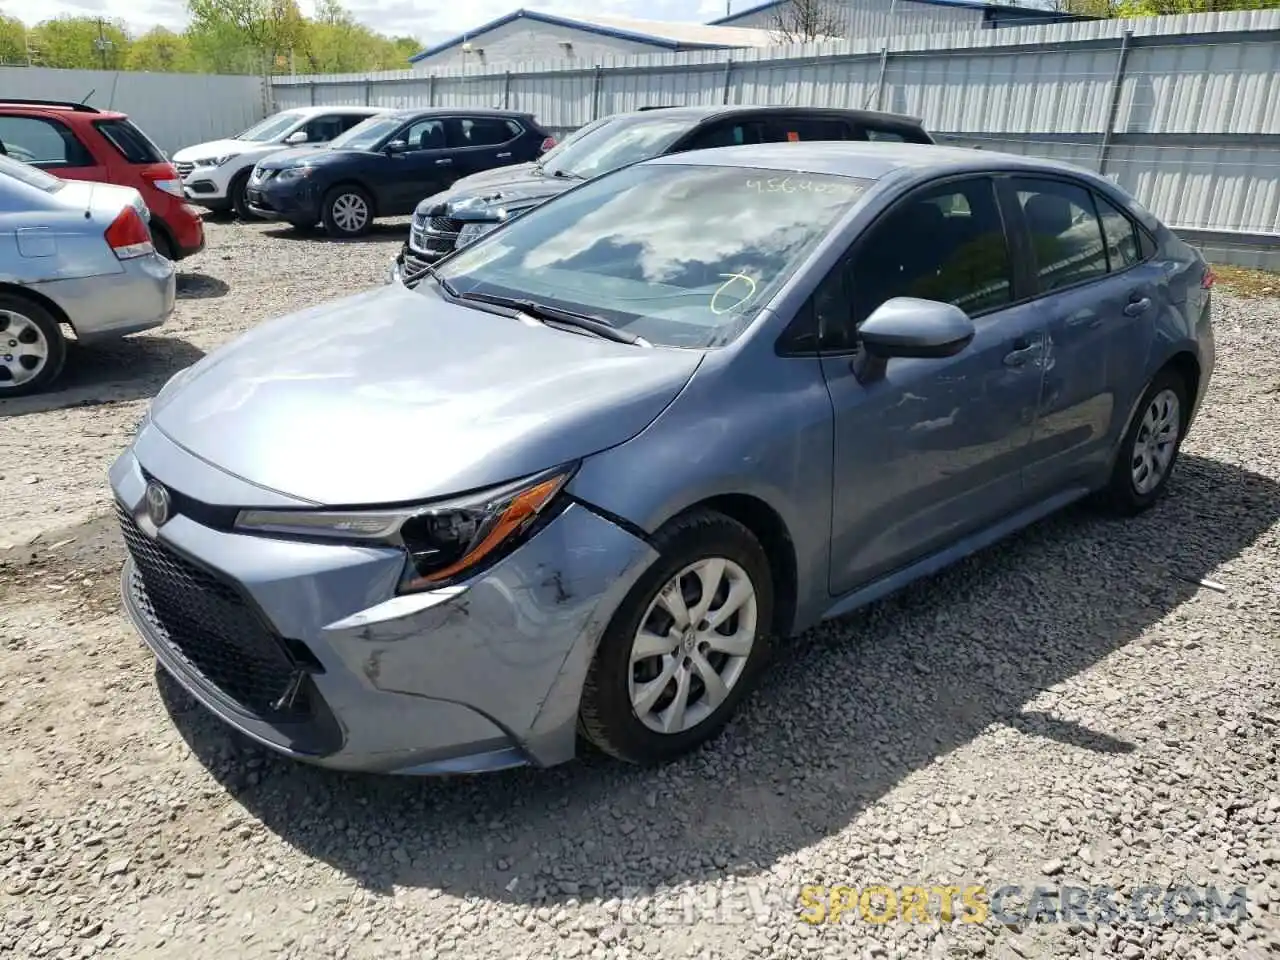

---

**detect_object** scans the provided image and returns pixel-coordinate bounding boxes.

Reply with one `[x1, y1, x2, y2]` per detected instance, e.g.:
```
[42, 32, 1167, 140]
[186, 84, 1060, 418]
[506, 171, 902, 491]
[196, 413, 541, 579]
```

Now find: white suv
[173, 106, 389, 218]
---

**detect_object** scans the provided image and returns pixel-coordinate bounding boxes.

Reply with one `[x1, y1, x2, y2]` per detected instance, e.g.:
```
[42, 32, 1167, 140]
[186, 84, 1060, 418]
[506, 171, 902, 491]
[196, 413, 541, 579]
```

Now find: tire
[321, 184, 374, 238]
[150, 225, 176, 262]
[1097, 367, 1190, 515]
[228, 171, 252, 221]
[0, 294, 67, 398]
[578, 508, 774, 765]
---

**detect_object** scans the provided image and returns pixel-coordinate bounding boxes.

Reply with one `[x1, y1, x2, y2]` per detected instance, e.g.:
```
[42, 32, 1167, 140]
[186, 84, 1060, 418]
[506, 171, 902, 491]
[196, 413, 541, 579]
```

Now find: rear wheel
[1098, 367, 1189, 514]
[321, 185, 374, 237]
[578, 509, 773, 765]
[0, 294, 66, 397]
[150, 225, 176, 261]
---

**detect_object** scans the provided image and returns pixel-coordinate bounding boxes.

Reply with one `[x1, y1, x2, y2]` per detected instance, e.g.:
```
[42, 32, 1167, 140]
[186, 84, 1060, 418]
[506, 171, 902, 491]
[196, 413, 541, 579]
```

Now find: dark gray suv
[392, 105, 935, 280]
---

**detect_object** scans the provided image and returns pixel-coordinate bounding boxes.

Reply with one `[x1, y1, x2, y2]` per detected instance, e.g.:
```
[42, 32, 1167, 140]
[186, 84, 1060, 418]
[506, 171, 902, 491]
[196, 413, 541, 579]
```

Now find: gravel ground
[2, 220, 1279, 960]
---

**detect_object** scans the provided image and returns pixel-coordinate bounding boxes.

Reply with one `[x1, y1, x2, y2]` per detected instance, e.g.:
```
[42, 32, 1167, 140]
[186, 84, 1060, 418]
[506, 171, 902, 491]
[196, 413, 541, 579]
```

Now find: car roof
[616, 104, 925, 128]
[646, 140, 1099, 183]
[285, 105, 392, 116]
[384, 107, 534, 122]
[0, 100, 127, 120]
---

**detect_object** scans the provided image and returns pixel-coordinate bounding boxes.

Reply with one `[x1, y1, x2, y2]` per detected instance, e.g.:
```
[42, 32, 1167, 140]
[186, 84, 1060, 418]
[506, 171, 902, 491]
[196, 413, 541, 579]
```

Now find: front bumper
[34, 254, 175, 343]
[108, 427, 658, 775]
[178, 162, 239, 204]
[246, 179, 319, 223]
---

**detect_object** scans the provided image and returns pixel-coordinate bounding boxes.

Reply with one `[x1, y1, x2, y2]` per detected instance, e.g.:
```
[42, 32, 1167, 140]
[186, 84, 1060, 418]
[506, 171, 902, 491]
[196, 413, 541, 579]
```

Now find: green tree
[28, 16, 131, 69]
[0, 12, 26, 65]
[187, 0, 308, 74]
[127, 26, 196, 71]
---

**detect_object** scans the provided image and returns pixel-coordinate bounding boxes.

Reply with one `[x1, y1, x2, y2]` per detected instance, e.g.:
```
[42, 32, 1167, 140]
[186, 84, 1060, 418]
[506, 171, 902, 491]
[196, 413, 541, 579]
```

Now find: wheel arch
[667, 493, 799, 642]
[0, 282, 75, 336]
[324, 178, 379, 218]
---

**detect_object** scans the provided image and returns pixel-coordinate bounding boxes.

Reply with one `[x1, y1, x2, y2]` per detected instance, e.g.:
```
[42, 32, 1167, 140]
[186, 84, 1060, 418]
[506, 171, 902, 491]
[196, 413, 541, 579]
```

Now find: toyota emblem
[144, 481, 171, 527]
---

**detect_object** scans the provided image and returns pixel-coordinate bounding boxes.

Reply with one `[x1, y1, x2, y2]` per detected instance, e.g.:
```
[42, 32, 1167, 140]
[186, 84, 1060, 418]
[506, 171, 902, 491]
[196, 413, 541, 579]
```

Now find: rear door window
[1012, 177, 1110, 293]
[0, 115, 95, 168]
[451, 117, 519, 148]
[762, 117, 853, 143]
[93, 118, 166, 164]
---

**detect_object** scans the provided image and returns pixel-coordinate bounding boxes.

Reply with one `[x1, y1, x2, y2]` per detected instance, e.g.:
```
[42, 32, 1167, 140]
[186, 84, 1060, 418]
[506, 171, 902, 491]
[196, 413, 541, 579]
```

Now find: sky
[2, 0, 731, 49]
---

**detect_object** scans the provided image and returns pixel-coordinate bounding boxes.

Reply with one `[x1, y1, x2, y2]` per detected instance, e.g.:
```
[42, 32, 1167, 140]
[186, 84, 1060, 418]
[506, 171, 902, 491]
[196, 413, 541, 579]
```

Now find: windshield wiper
[456, 292, 649, 346]
[402, 261, 458, 297]
[550, 168, 584, 180]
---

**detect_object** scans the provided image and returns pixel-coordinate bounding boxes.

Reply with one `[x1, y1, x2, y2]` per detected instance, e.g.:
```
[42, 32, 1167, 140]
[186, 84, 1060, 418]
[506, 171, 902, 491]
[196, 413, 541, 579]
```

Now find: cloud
[3, 0, 719, 45]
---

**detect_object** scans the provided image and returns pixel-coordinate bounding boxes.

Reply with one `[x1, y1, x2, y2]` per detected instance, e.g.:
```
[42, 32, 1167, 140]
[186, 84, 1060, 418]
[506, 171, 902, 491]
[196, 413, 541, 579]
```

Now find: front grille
[430, 216, 462, 233]
[174, 161, 194, 177]
[118, 506, 308, 719]
[250, 168, 275, 185]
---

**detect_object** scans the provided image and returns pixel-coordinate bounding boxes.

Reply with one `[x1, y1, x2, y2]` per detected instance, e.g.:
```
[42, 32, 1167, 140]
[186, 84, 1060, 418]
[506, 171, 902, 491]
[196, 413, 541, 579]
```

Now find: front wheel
[228, 171, 252, 221]
[321, 185, 374, 237]
[1098, 367, 1190, 514]
[578, 509, 773, 765]
[0, 294, 67, 397]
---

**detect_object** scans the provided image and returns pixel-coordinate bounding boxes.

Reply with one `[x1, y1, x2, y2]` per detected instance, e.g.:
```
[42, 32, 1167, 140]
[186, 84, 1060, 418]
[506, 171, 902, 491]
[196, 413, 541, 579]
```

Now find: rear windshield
[0, 153, 63, 192]
[94, 118, 166, 164]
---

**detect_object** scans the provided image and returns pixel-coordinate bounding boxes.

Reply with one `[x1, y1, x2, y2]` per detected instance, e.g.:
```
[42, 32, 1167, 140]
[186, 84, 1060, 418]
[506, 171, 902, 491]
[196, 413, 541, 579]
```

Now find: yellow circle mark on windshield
[711, 273, 758, 315]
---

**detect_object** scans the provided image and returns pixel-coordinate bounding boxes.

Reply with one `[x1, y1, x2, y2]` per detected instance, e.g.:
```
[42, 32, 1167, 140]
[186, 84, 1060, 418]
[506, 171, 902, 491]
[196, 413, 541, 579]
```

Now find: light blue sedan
[109, 142, 1214, 775]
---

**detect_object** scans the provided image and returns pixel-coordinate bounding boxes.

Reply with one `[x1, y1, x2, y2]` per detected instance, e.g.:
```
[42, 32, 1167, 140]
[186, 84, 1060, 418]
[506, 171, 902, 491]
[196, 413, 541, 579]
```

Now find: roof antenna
[81, 88, 96, 104]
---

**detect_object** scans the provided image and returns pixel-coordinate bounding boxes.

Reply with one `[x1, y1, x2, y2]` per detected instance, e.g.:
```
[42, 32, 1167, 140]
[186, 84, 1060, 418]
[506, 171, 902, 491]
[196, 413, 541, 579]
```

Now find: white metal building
[407, 10, 798, 70]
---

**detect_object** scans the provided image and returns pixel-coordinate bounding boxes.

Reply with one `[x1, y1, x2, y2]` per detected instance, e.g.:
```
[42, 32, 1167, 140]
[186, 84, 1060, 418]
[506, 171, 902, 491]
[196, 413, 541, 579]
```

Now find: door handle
[496, 152, 512, 159]
[1003, 338, 1040, 368]
[435, 158, 453, 166]
[1123, 295, 1151, 317]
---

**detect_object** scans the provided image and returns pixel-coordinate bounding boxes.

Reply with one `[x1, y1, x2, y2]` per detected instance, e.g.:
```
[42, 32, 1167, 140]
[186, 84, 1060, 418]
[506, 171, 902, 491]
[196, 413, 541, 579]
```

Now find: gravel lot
[2, 219, 1279, 960]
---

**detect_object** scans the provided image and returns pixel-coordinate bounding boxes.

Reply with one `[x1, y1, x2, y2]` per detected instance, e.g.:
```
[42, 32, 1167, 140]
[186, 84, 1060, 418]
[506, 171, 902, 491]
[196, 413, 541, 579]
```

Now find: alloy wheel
[628, 557, 758, 735]
[331, 193, 370, 233]
[0, 310, 49, 389]
[1131, 387, 1181, 494]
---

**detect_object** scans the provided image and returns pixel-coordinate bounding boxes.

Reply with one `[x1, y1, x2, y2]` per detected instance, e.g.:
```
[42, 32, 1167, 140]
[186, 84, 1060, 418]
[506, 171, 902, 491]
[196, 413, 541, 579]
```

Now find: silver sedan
[0, 154, 176, 397]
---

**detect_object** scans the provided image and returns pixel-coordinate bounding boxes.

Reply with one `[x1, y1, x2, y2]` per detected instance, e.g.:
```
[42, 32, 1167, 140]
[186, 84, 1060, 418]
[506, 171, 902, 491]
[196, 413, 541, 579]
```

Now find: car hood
[172, 138, 271, 162]
[150, 284, 703, 506]
[416, 173, 573, 221]
[256, 147, 364, 171]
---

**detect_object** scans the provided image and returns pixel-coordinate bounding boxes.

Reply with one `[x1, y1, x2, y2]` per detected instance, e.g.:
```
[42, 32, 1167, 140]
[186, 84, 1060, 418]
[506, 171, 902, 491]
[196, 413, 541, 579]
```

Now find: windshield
[435, 162, 871, 348]
[235, 111, 306, 143]
[0, 154, 63, 193]
[541, 115, 692, 180]
[328, 115, 402, 151]
[536, 116, 613, 166]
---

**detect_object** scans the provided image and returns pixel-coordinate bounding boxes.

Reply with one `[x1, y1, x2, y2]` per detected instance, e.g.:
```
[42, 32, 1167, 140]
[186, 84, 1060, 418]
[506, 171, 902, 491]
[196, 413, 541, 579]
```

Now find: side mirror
[284, 130, 308, 145]
[385, 140, 408, 156]
[852, 297, 975, 384]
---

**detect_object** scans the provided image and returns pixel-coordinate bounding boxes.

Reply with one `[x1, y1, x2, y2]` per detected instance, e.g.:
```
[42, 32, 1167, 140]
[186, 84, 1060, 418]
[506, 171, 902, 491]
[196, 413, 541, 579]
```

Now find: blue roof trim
[708, 0, 1086, 24]
[408, 9, 738, 63]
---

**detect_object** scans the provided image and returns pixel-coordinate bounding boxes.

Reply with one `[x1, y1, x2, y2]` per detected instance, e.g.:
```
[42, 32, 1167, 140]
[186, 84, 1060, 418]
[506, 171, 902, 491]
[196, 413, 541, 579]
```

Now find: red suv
[0, 99, 205, 261]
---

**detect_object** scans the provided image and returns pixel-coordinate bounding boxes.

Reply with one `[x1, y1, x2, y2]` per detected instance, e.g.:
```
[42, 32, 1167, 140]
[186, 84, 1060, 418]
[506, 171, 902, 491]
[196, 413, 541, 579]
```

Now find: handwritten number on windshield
[711, 273, 758, 315]
[744, 176, 858, 199]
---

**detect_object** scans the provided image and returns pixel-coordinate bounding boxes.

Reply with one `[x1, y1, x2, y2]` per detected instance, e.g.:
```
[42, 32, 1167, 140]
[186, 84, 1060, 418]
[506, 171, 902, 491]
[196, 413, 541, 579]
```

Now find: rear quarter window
[93, 119, 166, 164]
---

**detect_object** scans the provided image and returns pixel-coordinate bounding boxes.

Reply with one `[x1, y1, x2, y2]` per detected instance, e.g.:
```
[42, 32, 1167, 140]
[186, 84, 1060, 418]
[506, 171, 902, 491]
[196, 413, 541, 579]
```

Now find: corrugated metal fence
[272, 9, 1280, 270]
[0, 67, 268, 155]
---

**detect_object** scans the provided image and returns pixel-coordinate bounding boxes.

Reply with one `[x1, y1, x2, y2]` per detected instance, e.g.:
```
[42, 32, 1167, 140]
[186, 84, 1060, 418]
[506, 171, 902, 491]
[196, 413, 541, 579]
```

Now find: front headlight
[195, 154, 237, 167]
[276, 166, 313, 182]
[234, 465, 575, 593]
[456, 221, 500, 247]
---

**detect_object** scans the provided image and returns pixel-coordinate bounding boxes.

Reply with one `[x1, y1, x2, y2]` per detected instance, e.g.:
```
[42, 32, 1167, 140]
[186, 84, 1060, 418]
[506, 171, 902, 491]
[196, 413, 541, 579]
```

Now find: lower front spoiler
[121, 560, 530, 776]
